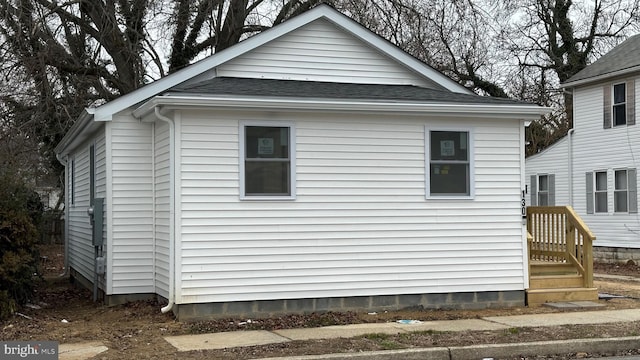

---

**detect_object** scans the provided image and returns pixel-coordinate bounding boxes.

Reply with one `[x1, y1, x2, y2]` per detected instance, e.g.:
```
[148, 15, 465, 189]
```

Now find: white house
[55, 4, 549, 320]
[526, 34, 640, 263]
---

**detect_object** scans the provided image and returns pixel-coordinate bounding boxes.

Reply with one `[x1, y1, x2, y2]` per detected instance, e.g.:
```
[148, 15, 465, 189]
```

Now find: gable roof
[169, 77, 529, 105]
[89, 4, 469, 123]
[563, 34, 640, 87]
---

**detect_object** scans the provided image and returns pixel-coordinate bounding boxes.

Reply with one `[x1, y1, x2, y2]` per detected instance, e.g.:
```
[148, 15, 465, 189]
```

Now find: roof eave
[134, 95, 550, 121]
[54, 108, 98, 158]
[562, 65, 640, 88]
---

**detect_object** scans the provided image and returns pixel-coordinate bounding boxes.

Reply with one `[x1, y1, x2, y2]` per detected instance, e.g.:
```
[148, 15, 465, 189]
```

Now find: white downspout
[56, 153, 70, 277]
[154, 107, 176, 314]
[568, 128, 575, 207]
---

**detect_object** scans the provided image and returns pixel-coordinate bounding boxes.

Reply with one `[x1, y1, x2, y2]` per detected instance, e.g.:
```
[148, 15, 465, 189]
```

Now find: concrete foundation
[175, 290, 525, 321]
[593, 246, 640, 264]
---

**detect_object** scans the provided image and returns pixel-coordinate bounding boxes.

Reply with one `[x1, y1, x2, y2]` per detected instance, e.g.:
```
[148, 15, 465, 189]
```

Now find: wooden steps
[527, 287, 599, 304]
[527, 261, 598, 305]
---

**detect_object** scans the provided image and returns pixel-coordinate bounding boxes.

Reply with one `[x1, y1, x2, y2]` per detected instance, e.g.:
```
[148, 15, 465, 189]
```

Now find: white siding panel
[154, 121, 170, 298]
[110, 114, 155, 294]
[67, 128, 107, 287]
[216, 19, 436, 88]
[177, 110, 526, 304]
[571, 80, 640, 248]
[525, 137, 569, 208]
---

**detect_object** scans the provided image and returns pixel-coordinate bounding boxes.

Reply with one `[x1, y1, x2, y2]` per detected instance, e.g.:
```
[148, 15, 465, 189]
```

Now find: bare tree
[0, 0, 328, 188]
[506, 0, 640, 154]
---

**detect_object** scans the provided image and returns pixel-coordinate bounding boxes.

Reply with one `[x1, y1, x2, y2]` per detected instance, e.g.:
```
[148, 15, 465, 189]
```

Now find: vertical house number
[521, 190, 527, 218]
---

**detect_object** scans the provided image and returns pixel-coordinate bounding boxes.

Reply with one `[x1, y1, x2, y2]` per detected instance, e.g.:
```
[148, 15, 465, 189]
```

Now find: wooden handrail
[527, 206, 596, 287]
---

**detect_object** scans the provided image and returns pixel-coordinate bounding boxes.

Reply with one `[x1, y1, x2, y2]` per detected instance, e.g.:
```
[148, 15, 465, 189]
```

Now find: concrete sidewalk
[164, 306, 640, 356]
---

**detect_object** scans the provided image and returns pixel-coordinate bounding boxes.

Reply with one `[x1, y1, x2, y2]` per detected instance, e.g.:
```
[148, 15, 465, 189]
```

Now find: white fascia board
[133, 95, 550, 121]
[54, 108, 97, 156]
[93, 4, 469, 121]
[562, 65, 640, 88]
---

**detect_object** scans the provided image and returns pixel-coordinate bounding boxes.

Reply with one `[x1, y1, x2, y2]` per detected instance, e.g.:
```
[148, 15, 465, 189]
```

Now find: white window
[426, 129, 472, 197]
[613, 83, 627, 126]
[594, 171, 608, 213]
[530, 174, 554, 206]
[240, 123, 295, 199]
[615, 169, 628, 212]
[69, 158, 75, 206]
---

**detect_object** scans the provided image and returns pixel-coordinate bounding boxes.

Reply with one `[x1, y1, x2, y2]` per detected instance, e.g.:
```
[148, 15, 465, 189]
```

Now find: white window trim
[594, 170, 608, 214]
[239, 120, 296, 201]
[425, 126, 474, 199]
[612, 82, 627, 127]
[69, 156, 75, 207]
[537, 174, 549, 206]
[614, 168, 629, 213]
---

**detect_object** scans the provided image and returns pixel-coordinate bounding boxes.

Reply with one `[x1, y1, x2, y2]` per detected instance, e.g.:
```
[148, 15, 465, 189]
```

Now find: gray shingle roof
[564, 34, 640, 85]
[168, 77, 532, 105]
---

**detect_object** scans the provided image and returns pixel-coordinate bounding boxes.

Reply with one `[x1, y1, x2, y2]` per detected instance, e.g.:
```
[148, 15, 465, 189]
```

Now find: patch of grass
[363, 333, 391, 340]
[378, 340, 405, 350]
[506, 327, 520, 335]
[409, 329, 444, 336]
[629, 331, 639, 336]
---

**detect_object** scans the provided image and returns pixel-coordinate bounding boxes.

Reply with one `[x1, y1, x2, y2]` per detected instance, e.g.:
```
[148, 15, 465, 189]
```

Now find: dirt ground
[1, 245, 640, 359]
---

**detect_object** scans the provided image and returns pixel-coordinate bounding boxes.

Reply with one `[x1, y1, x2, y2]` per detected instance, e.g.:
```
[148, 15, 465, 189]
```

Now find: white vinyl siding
[154, 121, 171, 298]
[66, 129, 106, 287]
[525, 137, 569, 207]
[572, 79, 640, 248]
[109, 114, 154, 294]
[216, 19, 436, 88]
[176, 109, 525, 304]
[67, 143, 93, 284]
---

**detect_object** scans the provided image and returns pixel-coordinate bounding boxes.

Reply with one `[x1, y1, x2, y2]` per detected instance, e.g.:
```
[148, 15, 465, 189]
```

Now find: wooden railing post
[584, 235, 594, 287]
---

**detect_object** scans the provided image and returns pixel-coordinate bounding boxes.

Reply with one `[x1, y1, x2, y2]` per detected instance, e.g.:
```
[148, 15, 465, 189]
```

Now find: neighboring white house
[55, 4, 548, 320]
[526, 34, 640, 263]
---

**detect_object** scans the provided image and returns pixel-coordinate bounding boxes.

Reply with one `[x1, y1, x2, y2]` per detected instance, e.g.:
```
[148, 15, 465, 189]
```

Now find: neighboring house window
[613, 83, 626, 126]
[614, 168, 638, 213]
[240, 123, 295, 199]
[586, 171, 608, 214]
[603, 80, 636, 128]
[69, 158, 75, 206]
[595, 171, 608, 213]
[530, 174, 555, 206]
[426, 129, 472, 197]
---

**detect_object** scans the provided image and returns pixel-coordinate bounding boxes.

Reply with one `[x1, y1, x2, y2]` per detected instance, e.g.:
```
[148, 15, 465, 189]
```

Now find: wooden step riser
[526, 288, 598, 306]
[529, 276, 584, 289]
[530, 264, 578, 276]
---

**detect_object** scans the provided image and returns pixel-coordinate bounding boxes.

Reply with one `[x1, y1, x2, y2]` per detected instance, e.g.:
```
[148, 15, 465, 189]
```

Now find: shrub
[0, 172, 43, 320]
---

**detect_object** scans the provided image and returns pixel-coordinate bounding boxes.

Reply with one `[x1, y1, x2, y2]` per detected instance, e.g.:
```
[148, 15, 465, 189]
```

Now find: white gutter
[568, 128, 575, 207]
[562, 65, 640, 89]
[152, 107, 177, 314]
[133, 95, 551, 121]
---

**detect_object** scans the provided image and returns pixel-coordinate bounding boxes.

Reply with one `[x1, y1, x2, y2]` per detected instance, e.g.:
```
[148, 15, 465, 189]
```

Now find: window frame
[239, 121, 296, 201]
[594, 170, 608, 214]
[537, 174, 549, 206]
[425, 127, 474, 199]
[612, 82, 627, 126]
[69, 157, 75, 207]
[614, 168, 629, 213]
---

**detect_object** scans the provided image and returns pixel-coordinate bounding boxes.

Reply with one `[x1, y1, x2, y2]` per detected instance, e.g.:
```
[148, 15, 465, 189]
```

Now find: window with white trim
[241, 124, 294, 198]
[615, 169, 629, 212]
[530, 174, 555, 206]
[594, 171, 608, 213]
[69, 158, 75, 206]
[613, 83, 627, 126]
[427, 129, 471, 197]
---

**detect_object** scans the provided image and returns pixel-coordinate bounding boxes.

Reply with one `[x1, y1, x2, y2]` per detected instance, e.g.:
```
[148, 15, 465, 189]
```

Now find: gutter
[133, 95, 551, 121]
[562, 65, 640, 89]
[151, 107, 177, 314]
[568, 128, 575, 207]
